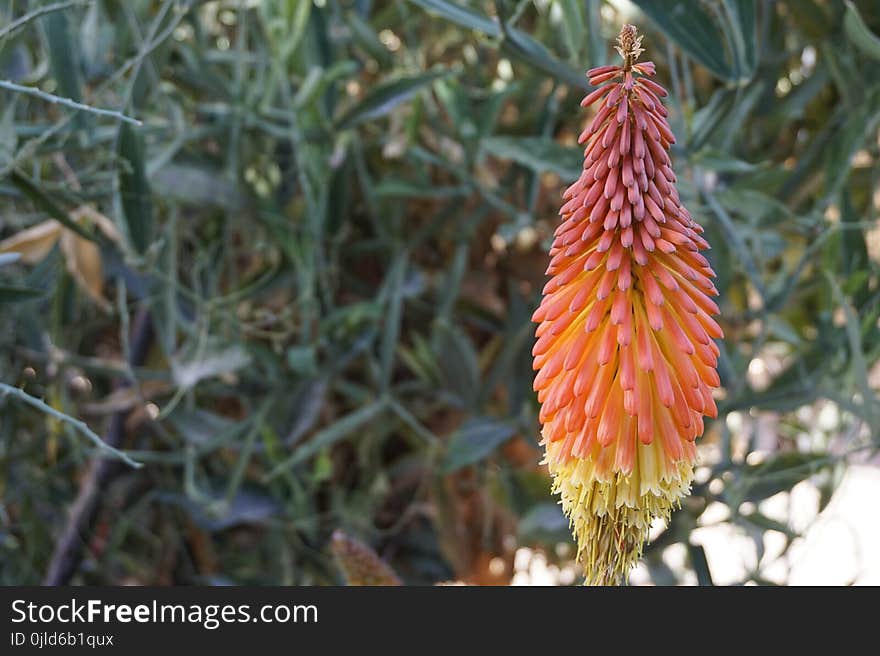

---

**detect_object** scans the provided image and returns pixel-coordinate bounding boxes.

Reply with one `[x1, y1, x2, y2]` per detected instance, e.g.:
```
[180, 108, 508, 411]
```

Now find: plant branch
[0, 79, 142, 126]
[0, 1, 93, 42]
[42, 308, 154, 586]
[0, 384, 142, 468]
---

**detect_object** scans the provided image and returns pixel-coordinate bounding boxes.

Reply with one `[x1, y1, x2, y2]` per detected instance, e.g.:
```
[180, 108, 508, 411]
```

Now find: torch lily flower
[531, 25, 722, 585]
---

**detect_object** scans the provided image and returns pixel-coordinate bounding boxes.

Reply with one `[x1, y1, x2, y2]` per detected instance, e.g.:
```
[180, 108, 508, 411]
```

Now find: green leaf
[722, 0, 758, 79]
[689, 75, 765, 150]
[169, 408, 239, 447]
[293, 61, 360, 110]
[726, 351, 823, 414]
[633, 0, 756, 82]
[335, 70, 452, 129]
[635, 0, 730, 78]
[584, 0, 607, 68]
[433, 319, 480, 405]
[840, 190, 869, 284]
[182, 490, 281, 532]
[388, 398, 439, 445]
[0, 284, 43, 303]
[844, 0, 880, 61]
[264, 400, 388, 479]
[409, 0, 588, 88]
[0, 98, 17, 168]
[117, 123, 153, 254]
[690, 87, 737, 150]
[440, 417, 517, 473]
[557, 0, 585, 61]
[407, 0, 500, 36]
[823, 90, 880, 199]
[736, 511, 797, 539]
[827, 273, 876, 430]
[518, 502, 569, 543]
[79, 1, 104, 78]
[692, 148, 758, 174]
[764, 317, 802, 346]
[42, 7, 82, 104]
[151, 164, 245, 210]
[286, 346, 318, 376]
[702, 188, 766, 299]
[482, 136, 582, 181]
[501, 25, 589, 90]
[373, 180, 468, 199]
[260, 0, 312, 61]
[716, 188, 794, 226]
[8, 170, 95, 242]
[733, 452, 830, 503]
[687, 543, 714, 586]
[346, 11, 392, 68]
[380, 254, 407, 393]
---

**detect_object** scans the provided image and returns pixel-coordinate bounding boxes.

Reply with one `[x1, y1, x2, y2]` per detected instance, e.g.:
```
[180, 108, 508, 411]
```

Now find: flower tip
[615, 24, 645, 66]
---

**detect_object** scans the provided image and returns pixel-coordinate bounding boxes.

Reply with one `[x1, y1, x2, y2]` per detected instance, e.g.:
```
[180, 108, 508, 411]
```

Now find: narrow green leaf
[0, 284, 44, 303]
[388, 398, 439, 445]
[824, 94, 880, 199]
[692, 148, 758, 173]
[286, 346, 318, 376]
[734, 452, 830, 503]
[407, 0, 500, 36]
[380, 254, 407, 393]
[289, 0, 312, 57]
[702, 188, 766, 299]
[346, 11, 392, 67]
[827, 273, 876, 430]
[151, 164, 245, 210]
[557, 0, 585, 61]
[690, 87, 737, 150]
[716, 188, 794, 226]
[844, 0, 880, 61]
[335, 70, 451, 129]
[433, 319, 480, 405]
[373, 180, 468, 199]
[264, 400, 388, 480]
[440, 417, 517, 473]
[0, 99, 18, 168]
[482, 136, 582, 181]
[42, 6, 82, 104]
[260, 0, 312, 61]
[169, 408, 239, 447]
[633, 0, 736, 81]
[584, 0, 607, 68]
[737, 511, 797, 539]
[721, 0, 757, 80]
[293, 61, 360, 110]
[840, 190, 869, 284]
[687, 543, 714, 586]
[117, 123, 153, 254]
[518, 503, 569, 543]
[8, 170, 95, 242]
[501, 25, 590, 90]
[409, 0, 587, 88]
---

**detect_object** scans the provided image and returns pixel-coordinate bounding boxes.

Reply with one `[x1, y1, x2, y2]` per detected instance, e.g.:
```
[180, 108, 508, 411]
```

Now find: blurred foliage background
[1, 0, 879, 586]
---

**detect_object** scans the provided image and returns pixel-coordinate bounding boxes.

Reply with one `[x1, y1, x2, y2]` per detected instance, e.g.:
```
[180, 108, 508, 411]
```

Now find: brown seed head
[616, 24, 645, 69]
[330, 529, 402, 586]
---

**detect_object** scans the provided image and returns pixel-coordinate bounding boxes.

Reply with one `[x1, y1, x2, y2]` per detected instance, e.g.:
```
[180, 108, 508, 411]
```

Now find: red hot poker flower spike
[531, 24, 723, 585]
